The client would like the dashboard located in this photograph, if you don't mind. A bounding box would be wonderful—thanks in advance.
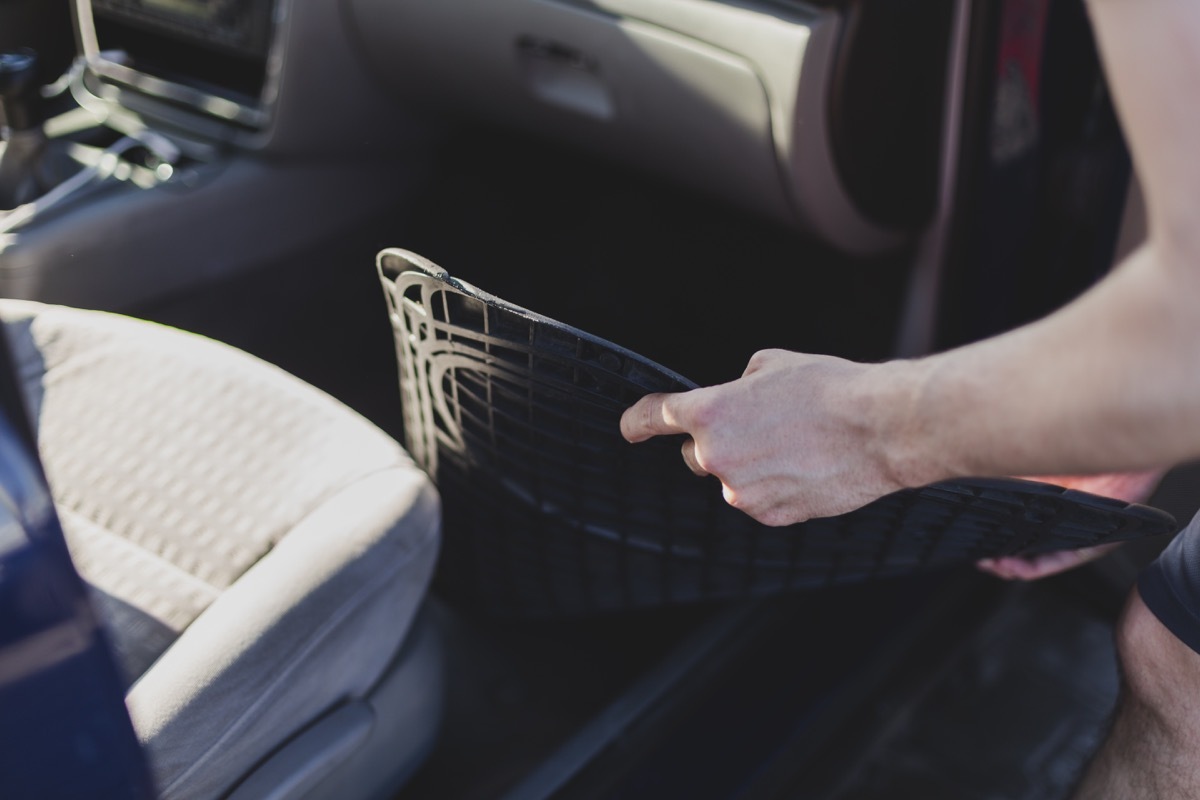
[90,0,274,58]
[70,0,961,255]
[76,0,279,130]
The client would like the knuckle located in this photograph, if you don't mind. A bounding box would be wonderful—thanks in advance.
[642,394,666,423]
[749,348,787,368]
[688,390,733,433]
[698,446,730,477]
[722,481,804,527]
[744,350,772,375]
[757,506,795,527]
[622,394,670,441]
[686,391,717,426]
[723,484,766,518]
[661,391,697,431]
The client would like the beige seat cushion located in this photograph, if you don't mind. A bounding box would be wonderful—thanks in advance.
[1,300,439,800]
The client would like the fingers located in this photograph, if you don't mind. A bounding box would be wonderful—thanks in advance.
[1025,469,1166,504]
[622,391,715,482]
[620,392,690,443]
[681,437,710,477]
[977,542,1121,581]
[622,394,712,478]
[977,554,1077,581]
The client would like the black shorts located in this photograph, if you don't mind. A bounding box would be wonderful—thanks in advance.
[1139,510,1200,654]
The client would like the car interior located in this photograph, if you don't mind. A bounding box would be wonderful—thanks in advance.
[2,1,1198,799]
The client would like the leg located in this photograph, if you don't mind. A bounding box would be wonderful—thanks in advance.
[1073,587,1200,799]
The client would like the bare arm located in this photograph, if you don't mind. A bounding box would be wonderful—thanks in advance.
[621,0,1200,525]
[892,0,1200,482]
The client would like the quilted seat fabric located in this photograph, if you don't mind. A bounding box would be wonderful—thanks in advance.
[0,300,440,800]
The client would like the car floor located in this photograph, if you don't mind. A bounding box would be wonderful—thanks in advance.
[817,580,1126,800]
[137,126,1196,800]
[808,464,1200,800]
[140,127,914,798]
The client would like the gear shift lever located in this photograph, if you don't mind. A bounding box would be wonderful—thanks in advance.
[0,50,46,210]
[0,50,41,133]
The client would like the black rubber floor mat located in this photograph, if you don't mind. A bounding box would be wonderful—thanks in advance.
[378,249,1177,616]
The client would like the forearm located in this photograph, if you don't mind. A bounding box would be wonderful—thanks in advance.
[875,0,1200,489]
[877,242,1200,487]
[1085,0,1200,258]
[621,0,1200,526]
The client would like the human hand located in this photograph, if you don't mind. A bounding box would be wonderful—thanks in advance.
[976,544,1123,581]
[976,468,1164,581]
[620,349,919,526]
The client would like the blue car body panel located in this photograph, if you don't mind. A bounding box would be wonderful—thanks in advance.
[0,335,154,800]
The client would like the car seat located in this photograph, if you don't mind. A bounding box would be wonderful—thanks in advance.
[0,299,442,800]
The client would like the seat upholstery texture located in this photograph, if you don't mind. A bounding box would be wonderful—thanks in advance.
[0,299,440,800]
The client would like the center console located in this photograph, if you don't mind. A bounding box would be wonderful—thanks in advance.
[0,0,432,311]
[76,0,282,131]
[91,0,275,58]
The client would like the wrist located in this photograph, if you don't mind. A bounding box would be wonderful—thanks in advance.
[856,358,958,490]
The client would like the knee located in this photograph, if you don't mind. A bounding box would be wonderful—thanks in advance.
[1115,587,1200,733]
